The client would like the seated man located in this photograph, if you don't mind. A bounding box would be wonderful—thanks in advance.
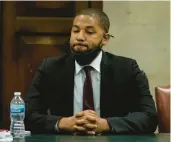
[24,8,157,135]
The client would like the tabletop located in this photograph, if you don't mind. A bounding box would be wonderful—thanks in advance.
[12,133,170,142]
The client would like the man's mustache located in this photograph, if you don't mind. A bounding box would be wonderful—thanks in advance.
[73,43,88,48]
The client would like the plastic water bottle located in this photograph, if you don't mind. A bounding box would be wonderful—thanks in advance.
[10,92,25,138]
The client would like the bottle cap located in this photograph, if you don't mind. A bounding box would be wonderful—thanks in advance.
[25,131,31,136]
[14,92,21,96]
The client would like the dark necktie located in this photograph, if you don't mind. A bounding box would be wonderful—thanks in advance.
[83,66,95,110]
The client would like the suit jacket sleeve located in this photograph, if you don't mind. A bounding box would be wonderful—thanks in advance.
[106,60,157,134]
[24,58,61,134]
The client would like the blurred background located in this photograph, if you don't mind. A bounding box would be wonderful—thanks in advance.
[0,1,170,130]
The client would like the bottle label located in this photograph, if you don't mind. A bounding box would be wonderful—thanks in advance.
[10,105,25,113]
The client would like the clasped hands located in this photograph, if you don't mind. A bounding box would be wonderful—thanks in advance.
[58,110,110,135]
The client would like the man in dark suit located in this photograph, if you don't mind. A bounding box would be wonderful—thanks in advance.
[25,8,157,135]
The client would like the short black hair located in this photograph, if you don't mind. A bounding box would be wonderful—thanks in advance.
[76,8,110,33]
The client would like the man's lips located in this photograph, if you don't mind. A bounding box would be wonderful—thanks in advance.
[74,43,88,47]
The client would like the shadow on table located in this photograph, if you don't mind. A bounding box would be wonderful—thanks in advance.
[22,133,170,142]
[55,134,166,142]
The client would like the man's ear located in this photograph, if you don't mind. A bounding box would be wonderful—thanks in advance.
[102,33,110,46]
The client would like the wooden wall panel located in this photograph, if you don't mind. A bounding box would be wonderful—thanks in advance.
[2,0,102,129]
[0,1,2,127]
[15,1,76,17]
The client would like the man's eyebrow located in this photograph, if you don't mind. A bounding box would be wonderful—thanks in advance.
[72,25,95,30]
[86,26,95,29]
[72,25,79,28]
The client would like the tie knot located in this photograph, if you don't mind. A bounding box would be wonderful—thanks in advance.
[83,66,92,75]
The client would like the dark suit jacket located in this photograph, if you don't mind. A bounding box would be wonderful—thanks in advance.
[24,51,157,134]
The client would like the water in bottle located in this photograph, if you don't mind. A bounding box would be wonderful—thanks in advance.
[10,92,25,138]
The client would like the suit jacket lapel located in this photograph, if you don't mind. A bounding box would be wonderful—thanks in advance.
[100,52,116,117]
[65,54,75,116]
[57,53,75,116]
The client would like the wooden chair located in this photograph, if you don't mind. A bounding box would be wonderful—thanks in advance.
[155,85,170,133]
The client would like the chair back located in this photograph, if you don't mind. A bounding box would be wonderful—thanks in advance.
[155,85,170,133]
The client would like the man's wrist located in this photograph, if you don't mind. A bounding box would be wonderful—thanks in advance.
[54,117,64,132]
[102,119,110,132]
[105,119,113,133]
[58,117,66,131]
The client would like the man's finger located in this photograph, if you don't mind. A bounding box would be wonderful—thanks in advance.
[86,115,96,123]
[89,110,96,114]
[84,123,97,129]
[86,110,96,114]
[86,130,95,135]
[75,111,84,118]
[73,125,86,132]
[75,119,85,125]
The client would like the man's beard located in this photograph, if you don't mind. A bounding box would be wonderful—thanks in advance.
[70,42,102,66]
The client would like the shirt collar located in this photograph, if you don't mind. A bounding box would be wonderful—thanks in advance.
[75,51,102,75]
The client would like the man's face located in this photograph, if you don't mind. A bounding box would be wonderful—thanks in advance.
[70,15,106,53]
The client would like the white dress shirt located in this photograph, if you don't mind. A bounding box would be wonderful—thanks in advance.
[74,51,102,117]
[55,51,102,131]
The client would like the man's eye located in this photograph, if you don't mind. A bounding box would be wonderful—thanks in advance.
[87,31,94,34]
[73,30,79,33]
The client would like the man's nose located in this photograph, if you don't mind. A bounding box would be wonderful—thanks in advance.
[76,31,85,41]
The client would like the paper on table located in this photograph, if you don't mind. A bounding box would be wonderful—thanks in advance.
[0,131,13,142]
[0,137,13,142]
[0,129,31,142]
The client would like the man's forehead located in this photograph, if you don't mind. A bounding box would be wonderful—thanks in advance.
[73,15,99,27]
[73,25,95,29]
